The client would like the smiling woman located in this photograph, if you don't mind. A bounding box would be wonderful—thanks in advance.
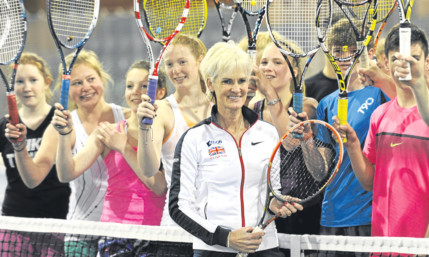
[168,42,303,257]
[4,50,128,256]
[51,59,168,256]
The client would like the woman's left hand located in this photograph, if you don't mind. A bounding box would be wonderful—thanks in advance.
[96,122,128,154]
[269,196,303,218]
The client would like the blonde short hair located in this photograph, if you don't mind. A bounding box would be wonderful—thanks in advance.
[200,42,252,102]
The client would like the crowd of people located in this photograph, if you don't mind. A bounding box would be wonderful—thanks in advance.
[1,19,428,257]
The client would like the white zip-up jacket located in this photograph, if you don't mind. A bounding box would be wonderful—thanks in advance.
[169,106,280,253]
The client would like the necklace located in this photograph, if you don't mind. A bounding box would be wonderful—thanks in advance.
[219,115,245,142]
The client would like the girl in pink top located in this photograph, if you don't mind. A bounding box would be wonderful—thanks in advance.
[53,60,168,224]
[52,60,169,254]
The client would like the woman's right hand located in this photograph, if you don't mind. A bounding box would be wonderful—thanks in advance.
[137,94,158,124]
[52,103,73,135]
[5,114,27,144]
[228,227,265,253]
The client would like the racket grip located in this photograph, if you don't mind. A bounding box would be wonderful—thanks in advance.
[399,23,412,81]
[292,92,303,139]
[338,98,348,143]
[141,75,158,125]
[7,93,19,125]
[60,75,71,110]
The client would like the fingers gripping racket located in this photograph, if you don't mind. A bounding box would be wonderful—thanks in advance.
[135,0,190,125]
[237,120,344,257]
[316,0,376,142]
[397,0,414,81]
[235,0,269,62]
[213,0,239,42]
[47,0,99,110]
[0,0,26,132]
[266,0,327,138]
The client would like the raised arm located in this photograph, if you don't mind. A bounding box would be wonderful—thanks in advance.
[5,119,59,189]
[332,116,375,191]
[52,104,104,182]
[137,94,168,178]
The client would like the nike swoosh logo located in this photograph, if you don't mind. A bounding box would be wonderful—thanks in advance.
[251,141,263,146]
[390,142,403,147]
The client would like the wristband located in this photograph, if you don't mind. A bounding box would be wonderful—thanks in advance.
[226,232,231,248]
[266,98,281,106]
[59,128,73,136]
[13,140,27,152]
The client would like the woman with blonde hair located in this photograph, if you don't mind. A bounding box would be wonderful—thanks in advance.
[169,41,302,256]
[1,52,70,256]
[5,49,129,256]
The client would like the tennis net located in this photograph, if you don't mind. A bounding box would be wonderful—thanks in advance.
[0,215,428,256]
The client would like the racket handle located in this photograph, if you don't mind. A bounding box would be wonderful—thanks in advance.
[142,75,158,125]
[60,75,71,110]
[399,23,412,81]
[7,93,21,143]
[338,98,348,143]
[292,92,303,139]
[7,93,19,125]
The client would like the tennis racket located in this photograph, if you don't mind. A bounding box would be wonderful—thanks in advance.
[265,0,328,138]
[236,119,344,257]
[0,0,26,141]
[235,0,270,62]
[373,0,397,56]
[338,0,377,86]
[46,0,99,110]
[213,0,239,42]
[135,0,190,125]
[397,0,414,81]
[316,0,376,142]
[144,0,207,39]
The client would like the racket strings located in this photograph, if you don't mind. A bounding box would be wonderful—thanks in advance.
[268,0,322,56]
[0,0,25,64]
[270,124,339,204]
[239,0,265,14]
[327,3,364,60]
[50,0,95,48]
[143,0,187,40]
[180,0,207,37]
[376,0,396,22]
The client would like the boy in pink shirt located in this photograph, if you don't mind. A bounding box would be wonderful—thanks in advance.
[333,23,429,240]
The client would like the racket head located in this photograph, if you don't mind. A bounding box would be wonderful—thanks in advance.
[236,0,265,15]
[0,0,26,66]
[213,0,239,42]
[267,119,344,207]
[46,0,99,49]
[373,1,397,53]
[180,0,207,37]
[327,1,374,62]
[142,0,191,43]
[375,0,397,22]
[266,0,322,59]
